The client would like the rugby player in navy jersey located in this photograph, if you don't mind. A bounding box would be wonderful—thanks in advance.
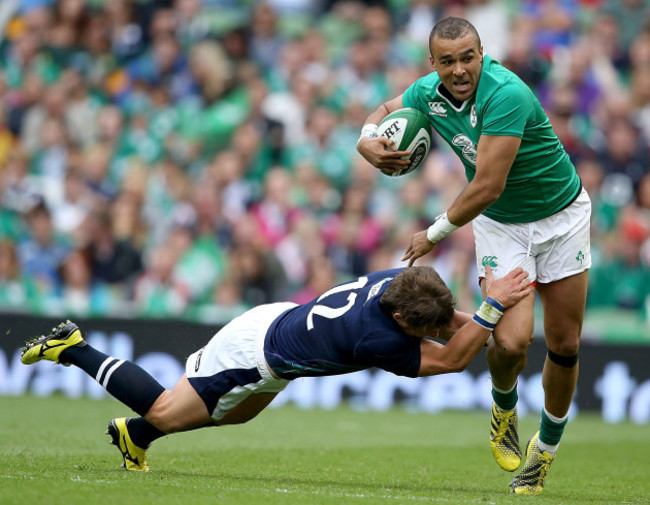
[21,265,530,472]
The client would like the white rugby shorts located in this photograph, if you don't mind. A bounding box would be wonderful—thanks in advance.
[186,302,296,421]
[473,187,591,283]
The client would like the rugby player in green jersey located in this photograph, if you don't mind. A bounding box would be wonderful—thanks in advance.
[357,17,591,496]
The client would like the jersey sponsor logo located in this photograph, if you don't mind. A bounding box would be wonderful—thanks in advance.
[470,104,477,127]
[382,120,401,140]
[365,277,393,305]
[428,101,447,117]
[481,255,498,269]
[452,134,477,165]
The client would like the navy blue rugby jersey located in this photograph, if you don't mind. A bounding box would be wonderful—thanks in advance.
[264,269,421,379]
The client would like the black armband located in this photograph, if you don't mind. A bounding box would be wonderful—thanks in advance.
[547,349,578,368]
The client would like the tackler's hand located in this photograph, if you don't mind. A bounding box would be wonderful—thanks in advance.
[484,266,533,309]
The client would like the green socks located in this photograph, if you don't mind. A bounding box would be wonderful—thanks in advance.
[492,382,518,411]
[539,408,568,454]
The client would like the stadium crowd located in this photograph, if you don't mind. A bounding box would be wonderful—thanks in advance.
[1,0,649,327]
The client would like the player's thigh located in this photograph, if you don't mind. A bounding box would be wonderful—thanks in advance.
[146,373,212,433]
[536,270,589,354]
[482,281,535,355]
[473,215,537,281]
[475,215,536,353]
[215,393,279,426]
[535,187,591,284]
[186,303,292,423]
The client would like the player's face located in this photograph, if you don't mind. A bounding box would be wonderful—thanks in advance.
[430,33,484,102]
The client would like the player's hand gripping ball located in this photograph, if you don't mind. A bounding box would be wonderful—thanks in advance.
[377,108,431,176]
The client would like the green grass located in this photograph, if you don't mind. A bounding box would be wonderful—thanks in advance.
[1,396,648,505]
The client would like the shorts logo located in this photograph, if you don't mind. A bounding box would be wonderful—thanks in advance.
[194,347,204,372]
[428,101,447,117]
[481,255,498,269]
[576,250,585,266]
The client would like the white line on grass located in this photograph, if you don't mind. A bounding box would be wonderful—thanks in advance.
[273,486,496,503]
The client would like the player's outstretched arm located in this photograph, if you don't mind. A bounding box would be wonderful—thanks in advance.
[418,266,531,376]
[446,135,521,226]
[401,213,458,267]
[401,135,522,267]
[437,310,472,341]
[356,95,411,172]
[401,229,437,267]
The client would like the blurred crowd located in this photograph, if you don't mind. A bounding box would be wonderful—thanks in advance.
[1,0,650,325]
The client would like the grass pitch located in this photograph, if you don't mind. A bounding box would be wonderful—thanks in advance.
[1,395,648,505]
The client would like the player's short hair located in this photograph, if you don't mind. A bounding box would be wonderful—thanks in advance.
[429,17,481,49]
[380,267,455,330]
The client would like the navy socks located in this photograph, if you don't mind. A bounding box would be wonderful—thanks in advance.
[60,345,165,417]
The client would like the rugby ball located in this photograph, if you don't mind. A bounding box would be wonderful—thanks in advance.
[377,107,431,177]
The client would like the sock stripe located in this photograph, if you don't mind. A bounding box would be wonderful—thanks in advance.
[102,359,125,388]
[96,357,117,383]
[543,407,568,424]
[492,381,517,394]
[68,345,165,417]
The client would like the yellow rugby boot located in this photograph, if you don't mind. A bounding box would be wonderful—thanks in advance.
[21,320,86,366]
[489,402,522,471]
[510,431,555,495]
[106,418,150,472]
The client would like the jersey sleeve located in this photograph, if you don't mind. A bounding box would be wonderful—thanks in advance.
[402,81,419,107]
[481,82,533,138]
[402,77,425,110]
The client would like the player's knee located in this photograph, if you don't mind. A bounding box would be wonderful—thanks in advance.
[547,339,580,363]
[492,333,531,361]
[545,327,580,354]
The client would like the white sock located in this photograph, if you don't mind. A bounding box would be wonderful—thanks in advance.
[537,439,559,455]
[543,407,568,424]
[492,382,517,394]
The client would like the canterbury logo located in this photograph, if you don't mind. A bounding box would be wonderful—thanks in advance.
[481,256,498,268]
[428,101,447,117]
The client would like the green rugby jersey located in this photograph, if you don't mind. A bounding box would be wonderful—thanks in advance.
[403,55,580,223]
